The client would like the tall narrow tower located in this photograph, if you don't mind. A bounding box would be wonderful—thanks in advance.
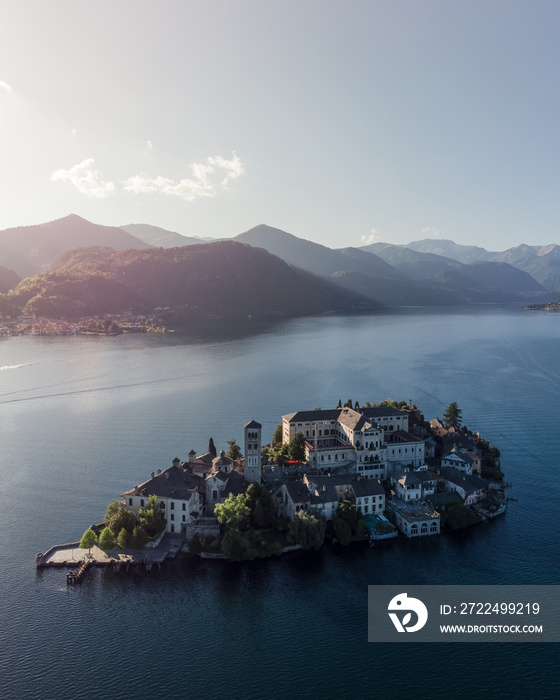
[244,420,262,484]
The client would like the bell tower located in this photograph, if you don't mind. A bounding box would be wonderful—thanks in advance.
[243,420,262,484]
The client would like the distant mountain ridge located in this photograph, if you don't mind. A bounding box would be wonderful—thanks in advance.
[1,214,557,322]
[365,239,558,294]
[3,241,368,321]
[120,223,215,248]
[0,266,21,294]
[234,225,458,306]
[0,214,150,277]
[233,225,547,305]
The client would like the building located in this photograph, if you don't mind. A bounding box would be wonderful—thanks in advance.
[441,447,474,475]
[244,420,262,484]
[440,467,488,506]
[358,406,410,434]
[273,473,386,521]
[386,498,441,538]
[121,461,202,535]
[282,407,387,479]
[386,430,426,470]
[204,450,246,514]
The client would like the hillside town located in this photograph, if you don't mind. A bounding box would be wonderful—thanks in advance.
[119,401,506,555]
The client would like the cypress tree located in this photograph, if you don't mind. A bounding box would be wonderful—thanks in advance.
[208,437,217,457]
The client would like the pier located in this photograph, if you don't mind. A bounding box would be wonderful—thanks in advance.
[36,533,185,582]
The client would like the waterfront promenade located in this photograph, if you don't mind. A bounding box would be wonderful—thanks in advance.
[36,534,185,570]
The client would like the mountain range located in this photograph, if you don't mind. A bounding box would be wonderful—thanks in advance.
[6,241,367,322]
[0,214,557,322]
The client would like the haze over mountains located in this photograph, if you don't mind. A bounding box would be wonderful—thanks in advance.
[7,242,365,322]
[0,214,558,322]
[120,223,213,249]
[0,214,150,278]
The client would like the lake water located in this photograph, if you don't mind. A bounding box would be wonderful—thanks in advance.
[0,305,558,699]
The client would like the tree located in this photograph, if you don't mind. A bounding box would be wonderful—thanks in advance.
[130,525,150,549]
[442,503,482,529]
[271,424,283,446]
[245,482,262,512]
[334,517,352,546]
[289,509,326,550]
[337,499,360,533]
[271,442,290,465]
[226,438,242,461]
[443,402,463,430]
[80,528,97,555]
[139,494,166,537]
[107,506,137,535]
[117,527,131,549]
[215,493,250,530]
[103,499,122,526]
[220,527,244,560]
[337,399,342,408]
[289,432,306,463]
[333,500,367,544]
[208,437,217,457]
[99,526,116,551]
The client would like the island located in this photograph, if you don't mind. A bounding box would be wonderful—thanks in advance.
[36,399,507,577]
[523,301,560,312]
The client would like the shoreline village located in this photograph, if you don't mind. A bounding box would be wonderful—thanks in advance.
[37,400,508,577]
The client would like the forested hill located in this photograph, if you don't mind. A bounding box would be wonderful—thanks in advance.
[2,241,369,321]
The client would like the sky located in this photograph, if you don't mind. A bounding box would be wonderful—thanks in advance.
[1,0,559,250]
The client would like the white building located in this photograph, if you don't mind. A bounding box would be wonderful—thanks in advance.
[440,467,488,506]
[282,407,387,479]
[121,460,202,535]
[386,499,441,538]
[441,448,474,475]
[386,430,426,469]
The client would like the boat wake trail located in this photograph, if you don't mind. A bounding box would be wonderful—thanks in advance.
[0,363,32,371]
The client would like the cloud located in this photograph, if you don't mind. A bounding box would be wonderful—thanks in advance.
[51,158,115,198]
[123,173,215,200]
[0,81,13,93]
[360,228,379,245]
[421,226,441,237]
[123,151,245,201]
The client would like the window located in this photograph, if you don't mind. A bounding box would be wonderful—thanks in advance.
[160,502,165,509]
[212,490,218,500]
[421,523,428,534]
[182,515,186,522]
[431,522,437,532]
[182,503,186,511]
[170,514,174,521]
[171,502,175,510]
[128,498,133,506]
[140,499,144,507]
